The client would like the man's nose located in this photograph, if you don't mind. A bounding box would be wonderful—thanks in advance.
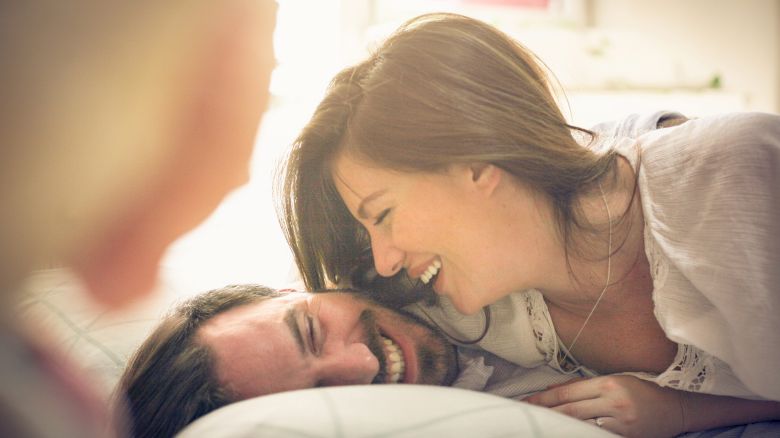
[318,342,380,386]
[371,234,404,277]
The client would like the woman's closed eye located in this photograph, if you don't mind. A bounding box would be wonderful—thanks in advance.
[373,209,391,226]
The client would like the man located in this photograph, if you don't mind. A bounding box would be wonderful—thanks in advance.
[117,284,573,438]
[1,2,276,437]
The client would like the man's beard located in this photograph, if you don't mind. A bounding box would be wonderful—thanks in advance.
[358,308,458,387]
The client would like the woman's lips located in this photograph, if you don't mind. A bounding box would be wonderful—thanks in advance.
[431,266,444,295]
[419,259,441,285]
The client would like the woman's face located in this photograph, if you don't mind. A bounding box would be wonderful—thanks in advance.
[332,152,555,315]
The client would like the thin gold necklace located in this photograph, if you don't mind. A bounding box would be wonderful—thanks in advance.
[565,182,613,357]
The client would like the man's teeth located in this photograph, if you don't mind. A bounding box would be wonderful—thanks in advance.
[420,259,441,284]
[382,336,405,383]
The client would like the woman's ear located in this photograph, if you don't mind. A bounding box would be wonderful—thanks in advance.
[468,162,502,196]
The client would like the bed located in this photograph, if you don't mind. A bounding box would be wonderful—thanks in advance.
[17,269,778,437]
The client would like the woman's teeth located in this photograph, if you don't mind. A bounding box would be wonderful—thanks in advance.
[420,259,441,284]
[382,336,406,383]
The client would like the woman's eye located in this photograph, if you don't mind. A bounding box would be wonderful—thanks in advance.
[373,209,390,226]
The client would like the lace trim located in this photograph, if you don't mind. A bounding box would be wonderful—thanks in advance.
[523,293,543,341]
[522,290,555,360]
[654,343,712,393]
[522,290,589,375]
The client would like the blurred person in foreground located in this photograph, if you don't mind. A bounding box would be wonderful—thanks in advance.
[0,1,277,437]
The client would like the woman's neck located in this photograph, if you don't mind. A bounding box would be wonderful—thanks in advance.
[540,156,645,317]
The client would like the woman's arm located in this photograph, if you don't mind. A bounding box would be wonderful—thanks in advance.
[679,389,780,433]
[525,374,780,438]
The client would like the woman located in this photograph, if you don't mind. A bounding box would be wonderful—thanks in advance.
[277,12,780,437]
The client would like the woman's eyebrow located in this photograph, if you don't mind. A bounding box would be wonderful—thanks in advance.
[284,306,306,355]
[357,190,387,219]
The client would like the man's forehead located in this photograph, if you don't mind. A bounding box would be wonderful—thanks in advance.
[274,290,309,303]
[200,291,313,399]
[199,292,308,338]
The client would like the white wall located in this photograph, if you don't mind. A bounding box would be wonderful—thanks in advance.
[591,0,780,113]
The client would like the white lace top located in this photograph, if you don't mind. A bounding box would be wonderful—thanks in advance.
[409,111,780,401]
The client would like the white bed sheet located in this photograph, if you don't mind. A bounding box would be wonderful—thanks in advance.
[177,385,617,438]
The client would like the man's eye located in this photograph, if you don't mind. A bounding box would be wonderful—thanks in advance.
[373,209,390,226]
[306,314,320,356]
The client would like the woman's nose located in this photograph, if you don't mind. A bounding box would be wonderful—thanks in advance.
[318,342,380,386]
[371,234,404,277]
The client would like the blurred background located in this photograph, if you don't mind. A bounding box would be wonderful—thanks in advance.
[157,0,779,299]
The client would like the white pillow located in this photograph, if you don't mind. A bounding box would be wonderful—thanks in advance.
[178,385,616,438]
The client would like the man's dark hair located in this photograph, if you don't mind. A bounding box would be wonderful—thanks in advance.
[114,284,282,438]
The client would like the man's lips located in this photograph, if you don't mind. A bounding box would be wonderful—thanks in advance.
[371,329,417,384]
[379,335,405,383]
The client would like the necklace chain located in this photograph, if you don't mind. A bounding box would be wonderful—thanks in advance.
[565,182,613,357]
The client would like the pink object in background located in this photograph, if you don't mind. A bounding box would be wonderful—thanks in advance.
[463,0,548,8]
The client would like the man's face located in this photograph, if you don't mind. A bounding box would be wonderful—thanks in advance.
[197,291,458,400]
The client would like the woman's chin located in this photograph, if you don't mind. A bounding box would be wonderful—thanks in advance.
[434,277,486,315]
[447,293,485,316]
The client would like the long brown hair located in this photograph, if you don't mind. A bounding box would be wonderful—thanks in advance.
[277,13,620,298]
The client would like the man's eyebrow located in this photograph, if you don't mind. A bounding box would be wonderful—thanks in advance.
[284,306,305,355]
[357,190,387,220]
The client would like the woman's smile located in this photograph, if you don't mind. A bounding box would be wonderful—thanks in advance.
[332,150,547,315]
[410,257,441,285]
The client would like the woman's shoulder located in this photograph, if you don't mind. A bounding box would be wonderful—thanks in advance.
[632,112,779,289]
[707,111,780,133]
[688,111,778,152]
[586,110,779,161]
[636,112,780,302]
[638,111,780,165]
[589,110,685,140]
[636,113,780,401]
[613,112,779,197]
